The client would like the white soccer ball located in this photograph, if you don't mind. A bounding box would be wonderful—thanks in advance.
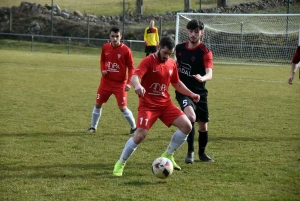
[151,157,173,179]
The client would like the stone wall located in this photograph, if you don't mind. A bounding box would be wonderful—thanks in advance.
[0,0,299,40]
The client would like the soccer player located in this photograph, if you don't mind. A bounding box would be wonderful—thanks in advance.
[288,45,300,84]
[113,36,200,176]
[175,19,214,163]
[144,20,159,57]
[85,27,136,135]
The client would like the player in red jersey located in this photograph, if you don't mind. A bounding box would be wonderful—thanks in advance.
[113,36,200,176]
[288,46,300,84]
[175,19,214,163]
[86,27,136,134]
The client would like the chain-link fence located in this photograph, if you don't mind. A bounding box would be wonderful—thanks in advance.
[0,32,145,54]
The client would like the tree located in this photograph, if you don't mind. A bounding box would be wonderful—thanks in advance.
[217,0,228,7]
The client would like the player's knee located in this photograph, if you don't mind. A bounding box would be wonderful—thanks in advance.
[185,114,196,122]
[181,121,192,134]
[133,129,147,144]
[95,103,102,109]
[119,106,127,112]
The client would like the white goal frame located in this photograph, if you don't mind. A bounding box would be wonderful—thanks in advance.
[175,13,300,65]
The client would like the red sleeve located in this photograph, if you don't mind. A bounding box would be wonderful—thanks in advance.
[292,46,300,64]
[203,51,213,69]
[100,44,106,71]
[126,49,135,86]
[134,57,150,78]
[170,60,180,83]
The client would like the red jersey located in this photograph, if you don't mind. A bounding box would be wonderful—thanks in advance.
[134,54,180,110]
[100,42,134,87]
[292,46,300,64]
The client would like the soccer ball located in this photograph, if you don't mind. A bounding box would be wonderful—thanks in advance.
[151,157,173,179]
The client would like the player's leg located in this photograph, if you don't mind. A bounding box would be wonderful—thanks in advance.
[183,106,196,163]
[151,46,157,53]
[175,92,196,163]
[115,90,136,135]
[160,104,192,170]
[86,86,111,133]
[145,46,150,57]
[113,110,158,176]
[197,96,214,162]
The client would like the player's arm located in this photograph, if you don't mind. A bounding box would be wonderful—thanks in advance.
[155,28,159,46]
[193,68,212,82]
[288,47,300,84]
[192,51,213,82]
[144,28,148,46]
[288,63,299,84]
[172,81,200,103]
[125,51,135,90]
[131,74,146,97]
[100,47,108,76]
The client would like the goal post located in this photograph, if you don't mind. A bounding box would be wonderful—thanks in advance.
[175,13,300,65]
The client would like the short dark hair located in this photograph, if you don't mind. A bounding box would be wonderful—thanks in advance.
[159,36,175,50]
[110,27,120,34]
[186,19,204,30]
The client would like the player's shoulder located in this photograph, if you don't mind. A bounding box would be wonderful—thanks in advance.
[198,43,211,54]
[176,42,186,48]
[120,43,132,52]
[175,42,187,51]
[102,42,110,48]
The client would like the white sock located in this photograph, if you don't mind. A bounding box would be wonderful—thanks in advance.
[123,108,136,129]
[119,137,138,164]
[166,129,188,155]
[91,106,102,129]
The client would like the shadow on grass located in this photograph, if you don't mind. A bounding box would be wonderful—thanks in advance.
[0,161,158,180]
[0,130,132,137]
[124,180,167,185]
[0,162,118,180]
[1,131,299,143]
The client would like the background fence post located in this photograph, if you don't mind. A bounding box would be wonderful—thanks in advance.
[122,0,125,41]
[51,0,53,36]
[240,22,243,58]
[159,17,162,39]
[87,15,90,45]
[68,38,70,54]
[10,7,12,32]
[31,35,34,52]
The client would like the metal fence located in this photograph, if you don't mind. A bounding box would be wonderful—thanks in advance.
[0,33,145,54]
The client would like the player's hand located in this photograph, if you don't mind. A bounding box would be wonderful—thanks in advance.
[125,84,131,91]
[134,85,146,97]
[192,74,204,82]
[288,76,294,85]
[191,93,200,103]
[145,42,148,46]
[101,70,108,76]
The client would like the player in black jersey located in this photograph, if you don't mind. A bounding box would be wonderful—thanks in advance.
[175,19,214,163]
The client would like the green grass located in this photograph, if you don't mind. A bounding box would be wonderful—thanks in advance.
[2,0,300,16]
[0,43,300,200]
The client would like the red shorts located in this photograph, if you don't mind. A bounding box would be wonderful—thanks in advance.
[96,81,127,106]
[137,103,184,130]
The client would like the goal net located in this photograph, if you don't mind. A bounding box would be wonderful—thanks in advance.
[175,13,300,65]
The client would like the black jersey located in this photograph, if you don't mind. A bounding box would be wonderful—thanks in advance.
[175,41,213,95]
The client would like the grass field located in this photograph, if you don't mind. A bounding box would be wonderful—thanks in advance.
[0,0,246,15]
[0,43,299,200]
[2,0,300,16]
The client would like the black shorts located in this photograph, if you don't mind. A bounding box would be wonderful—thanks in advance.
[175,91,209,122]
[145,46,157,53]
